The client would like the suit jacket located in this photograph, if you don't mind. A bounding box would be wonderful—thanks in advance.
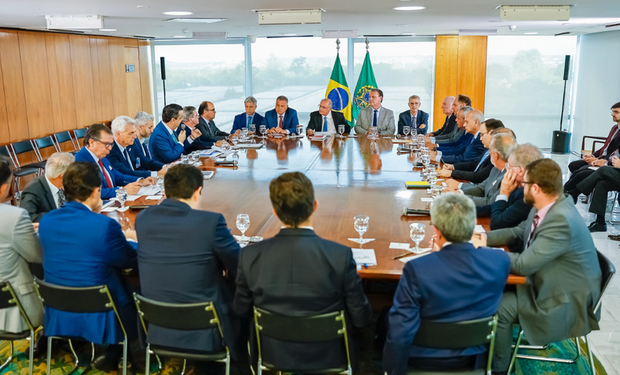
[231,112,264,133]
[486,195,602,345]
[234,228,372,371]
[462,167,505,207]
[397,110,429,135]
[432,114,456,137]
[74,147,140,199]
[593,125,620,158]
[262,108,299,131]
[175,124,213,154]
[149,121,185,164]
[20,175,58,222]
[136,138,154,160]
[306,110,350,134]
[476,187,532,231]
[39,201,138,344]
[440,133,486,164]
[436,128,465,145]
[108,140,164,179]
[451,151,493,184]
[0,204,44,333]
[136,199,245,359]
[197,116,229,142]
[383,243,510,375]
[437,131,472,152]
[355,106,395,135]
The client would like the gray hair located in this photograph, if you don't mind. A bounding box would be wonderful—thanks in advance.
[459,106,473,117]
[45,152,74,179]
[244,96,257,105]
[508,143,543,168]
[470,110,485,124]
[320,98,332,108]
[111,116,135,135]
[430,193,476,243]
[182,106,196,122]
[134,111,155,127]
[408,95,421,102]
[490,133,517,162]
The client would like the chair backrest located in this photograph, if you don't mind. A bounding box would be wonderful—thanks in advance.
[73,128,88,149]
[413,315,496,349]
[34,278,114,314]
[54,131,77,151]
[595,250,616,313]
[33,136,60,161]
[0,281,35,331]
[11,140,35,156]
[133,293,221,332]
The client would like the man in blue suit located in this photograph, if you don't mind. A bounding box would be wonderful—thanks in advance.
[149,103,187,164]
[397,95,429,135]
[262,95,299,135]
[176,106,216,154]
[74,124,143,199]
[136,164,246,368]
[431,109,486,164]
[383,193,510,375]
[231,96,264,134]
[108,116,166,179]
[39,162,141,371]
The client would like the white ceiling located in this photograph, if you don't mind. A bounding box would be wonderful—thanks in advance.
[1,0,619,39]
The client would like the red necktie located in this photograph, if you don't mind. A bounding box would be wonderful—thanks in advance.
[98,160,113,188]
[526,214,540,249]
[599,125,618,157]
[279,115,283,128]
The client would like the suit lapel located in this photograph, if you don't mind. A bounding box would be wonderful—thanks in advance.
[39,177,57,209]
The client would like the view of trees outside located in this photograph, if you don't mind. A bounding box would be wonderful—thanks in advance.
[485,36,577,148]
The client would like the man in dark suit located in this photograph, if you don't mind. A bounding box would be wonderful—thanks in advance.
[306,98,350,135]
[196,101,229,142]
[383,193,510,375]
[479,159,602,374]
[74,124,143,199]
[20,152,74,222]
[176,106,215,154]
[234,172,371,372]
[427,95,455,137]
[231,96,264,134]
[430,94,471,144]
[108,116,166,179]
[136,164,246,365]
[133,111,156,160]
[431,109,486,164]
[262,95,300,135]
[39,162,141,371]
[397,95,429,135]
[149,104,187,164]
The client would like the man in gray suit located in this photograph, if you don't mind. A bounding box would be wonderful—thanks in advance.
[354,88,395,135]
[0,156,44,334]
[473,159,601,374]
[197,101,229,142]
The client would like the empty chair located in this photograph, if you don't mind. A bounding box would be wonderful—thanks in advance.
[53,131,78,153]
[32,135,60,162]
[0,145,39,198]
[10,140,46,172]
[73,128,88,150]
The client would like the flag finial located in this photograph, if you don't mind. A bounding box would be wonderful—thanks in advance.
[365,37,369,51]
[336,38,340,53]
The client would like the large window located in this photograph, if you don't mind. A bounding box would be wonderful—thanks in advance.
[252,37,348,126]
[154,44,246,132]
[485,36,577,148]
[354,40,435,126]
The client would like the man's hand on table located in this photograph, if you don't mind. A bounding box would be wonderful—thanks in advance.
[499,169,518,197]
[141,177,157,186]
[307,129,315,136]
[444,179,460,191]
[437,169,452,178]
[442,163,454,170]
[124,182,141,195]
[157,165,168,177]
[471,232,487,248]
[124,229,137,242]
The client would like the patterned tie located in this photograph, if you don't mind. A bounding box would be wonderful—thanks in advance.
[57,189,65,208]
[323,116,328,132]
[526,214,540,249]
[97,160,113,188]
[279,115,283,128]
[124,148,134,170]
[373,110,378,127]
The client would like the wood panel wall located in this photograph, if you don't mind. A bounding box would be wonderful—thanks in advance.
[0,29,152,146]
[433,35,488,130]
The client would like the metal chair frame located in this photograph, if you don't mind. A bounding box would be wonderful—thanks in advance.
[53,131,78,152]
[1,144,40,200]
[32,135,61,162]
[0,281,37,375]
[73,128,88,150]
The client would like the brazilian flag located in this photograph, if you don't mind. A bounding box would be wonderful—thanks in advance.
[352,51,378,124]
[325,54,352,126]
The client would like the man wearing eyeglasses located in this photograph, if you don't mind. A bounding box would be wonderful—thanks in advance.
[74,124,144,199]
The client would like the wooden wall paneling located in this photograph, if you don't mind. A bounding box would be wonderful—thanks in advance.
[50,34,78,132]
[0,44,10,145]
[0,30,29,142]
[94,38,115,123]
[433,35,459,131]
[456,36,488,113]
[89,37,103,122]
[44,34,65,134]
[109,38,129,117]
[18,31,55,140]
[124,47,143,117]
[138,40,153,115]
[69,35,97,127]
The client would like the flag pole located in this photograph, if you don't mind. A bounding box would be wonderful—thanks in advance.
[336,38,340,54]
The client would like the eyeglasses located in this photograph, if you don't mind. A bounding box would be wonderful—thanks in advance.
[94,139,113,149]
[206,108,216,112]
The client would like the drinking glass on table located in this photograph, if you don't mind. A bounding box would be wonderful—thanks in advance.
[249,124,256,136]
[296,125,304,136]
[338,124,345,138]
[411,128,418,138]
[231,134,239,145]
[417,134,425,144]
[403,126,411,139]
[259,125,267,138]
[353,215,369,243]
[191,152,200,166]
[116,187,128,209]
[369,127,378,138]
[236,214,250,240]
[241,128,248,140]
[410,223,426,254]
[181,154,189,164]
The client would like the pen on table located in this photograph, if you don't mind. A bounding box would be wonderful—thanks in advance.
[363,263,368,269]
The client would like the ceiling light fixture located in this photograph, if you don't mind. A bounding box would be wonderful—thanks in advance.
[394,6,426,11]
[163,11,194,16]
[99,28,117,31]
[172,35,188,38]
[165,18,226,23]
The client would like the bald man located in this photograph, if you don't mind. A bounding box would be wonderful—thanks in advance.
[307,99,350,135]
[431,109,486,164]
[197,101,229,142]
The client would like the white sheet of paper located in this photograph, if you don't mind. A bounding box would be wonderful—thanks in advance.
[351,249,377,266]
[137,186,161,196]
[101,206,117,213]
[145,195,162,200]
[237,143,263,149]
[421,197,433,202]
[588,166,600,171]
[475,225,486,233]
[126,195,140,201]
[390,242,412,250]
[399,252,432,263]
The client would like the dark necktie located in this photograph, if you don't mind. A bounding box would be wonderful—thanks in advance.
[97,160,113,188]
[526,214,540,249]
[323,116,328,132]
[373,110,378,127]
[279,115,283,128]
[141,141,150,158]
[124,148,134,170]
[57,189,65,208]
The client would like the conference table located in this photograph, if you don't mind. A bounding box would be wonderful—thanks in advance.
[107,134,525,285]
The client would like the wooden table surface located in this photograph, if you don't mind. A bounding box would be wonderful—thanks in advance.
[110,134,525,285]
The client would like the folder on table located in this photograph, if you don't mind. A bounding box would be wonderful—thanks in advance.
[405,181,430,189]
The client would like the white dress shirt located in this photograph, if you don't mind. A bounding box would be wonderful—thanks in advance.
[44,175,61,209]
[321,112,336,133]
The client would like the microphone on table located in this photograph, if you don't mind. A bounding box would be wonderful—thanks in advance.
[214,160,238,166]
[402,208,430,216]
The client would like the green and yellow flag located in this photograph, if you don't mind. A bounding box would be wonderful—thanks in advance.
[352,51,378,124]
[325,54,352,126]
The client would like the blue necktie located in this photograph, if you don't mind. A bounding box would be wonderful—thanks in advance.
[323,116,327,132]
[373,110,378,127]
[474,150,490,172]
[247,115,252,127]
[171,131,178,143]
[124,149,134,170]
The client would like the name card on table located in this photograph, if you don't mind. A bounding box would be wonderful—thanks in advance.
[352,249,377,266]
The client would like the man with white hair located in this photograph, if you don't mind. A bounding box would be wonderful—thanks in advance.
[134,112,156,159]
[307,98,350,135]
[108,115,165,179]
[431,109,486,164]
[20,152,74,222]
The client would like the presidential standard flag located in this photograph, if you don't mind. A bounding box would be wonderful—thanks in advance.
[325,54,352,126]
[352,51,378,124]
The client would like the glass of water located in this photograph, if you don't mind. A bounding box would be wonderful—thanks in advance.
[411,128,418,138]
[296,125,304,136]
[191,152,200,165]
[353,215,369,243]
[116,187,128,209]
[259,125,267,138]
[410,223,426,253]
[236,214,250,240]
[250,124,256,135]
[338,124,345,138]
[241,128,248,140]
[403,126,411,139]
[231,134,239,145]
[181,154,189,164]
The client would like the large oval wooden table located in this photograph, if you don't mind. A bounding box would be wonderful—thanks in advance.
[109,134,525,285]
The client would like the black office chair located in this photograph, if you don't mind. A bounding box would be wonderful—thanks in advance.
[133,293,231,375]
[253,307,352,375]
[73,128,88,150]
[0,145,39,199]
[406,316,498,375]
[53,131,78,153]
[32,135,60,163]
[508,250,616,375]
[0,281,38,375]
[34,278,129,375]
